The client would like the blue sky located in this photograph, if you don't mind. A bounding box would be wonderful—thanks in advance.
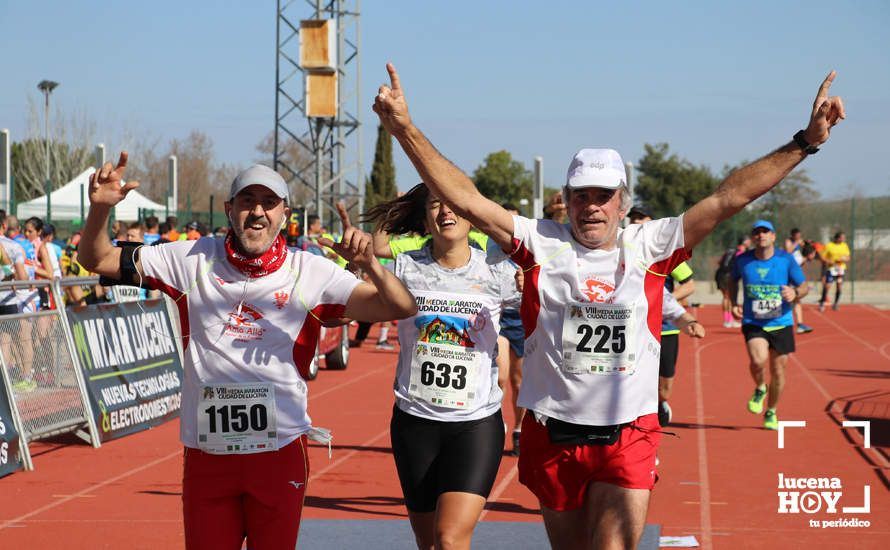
[2,1,889,201]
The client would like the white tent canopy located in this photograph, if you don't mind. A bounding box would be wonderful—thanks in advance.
[16,167,167,222]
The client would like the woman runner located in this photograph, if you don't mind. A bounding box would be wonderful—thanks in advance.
[364,183,520,550]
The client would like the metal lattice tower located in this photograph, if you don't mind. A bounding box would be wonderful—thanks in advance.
[274,0,362,231]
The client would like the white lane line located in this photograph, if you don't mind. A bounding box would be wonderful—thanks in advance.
[789,353,890,469]
[692,335,713,550]
[479,464,519,521]
[308,362,393,402]
[813,307,886,356]
[0,449,182,531]
[309,428,390,482]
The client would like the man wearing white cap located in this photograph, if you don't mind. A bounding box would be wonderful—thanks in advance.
[373,62,844,549]
[78,154,416,549]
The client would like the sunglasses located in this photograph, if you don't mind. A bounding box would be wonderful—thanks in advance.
[751,227,772,236]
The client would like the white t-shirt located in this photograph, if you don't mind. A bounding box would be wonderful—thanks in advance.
[139,237,361,450]
[511,215,688,426]
[0,236,37,311]
[662,292,686,323]
[393,245,518,421]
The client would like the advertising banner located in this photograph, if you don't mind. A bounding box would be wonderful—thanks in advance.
[0,374,23,478]
[67,299,183,442]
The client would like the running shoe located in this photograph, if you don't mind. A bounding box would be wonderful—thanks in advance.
[13,379,37,393]
[747,386,767,414]
[348,339,363,348]
[511,431,521,457]
[730,320,742,328]
[832,302,839,311]
[796,323,814,334]
[818,302,826,312]
[763,410,779,430]
[375,340,395,351]
[722,320,733,328]
[658,401,672,427]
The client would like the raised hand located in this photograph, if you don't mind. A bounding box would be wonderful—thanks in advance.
[372,63,412,136]
[88,152,139,207]
[318,201,375,269]
[804,71,845,146]
[318,228,374,269]
[335,201,352,230]
[545,191,567,222]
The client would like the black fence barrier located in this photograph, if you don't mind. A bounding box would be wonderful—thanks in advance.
[0,374,24,478]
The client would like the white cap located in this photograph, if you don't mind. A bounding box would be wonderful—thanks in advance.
[565,148,626,190]
[229,164,288,201]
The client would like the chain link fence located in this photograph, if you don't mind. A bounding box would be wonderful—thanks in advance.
[686,196,890,302]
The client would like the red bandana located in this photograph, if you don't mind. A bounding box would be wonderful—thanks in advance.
[224,233,288,278]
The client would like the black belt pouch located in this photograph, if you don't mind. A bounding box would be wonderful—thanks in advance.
[546,417,624,446]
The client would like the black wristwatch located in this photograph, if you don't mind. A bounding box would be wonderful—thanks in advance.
[793,130,819,155]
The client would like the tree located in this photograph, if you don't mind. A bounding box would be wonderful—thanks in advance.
[635,143,720,217]
[472,150,533,208]
[126,130,231,219]
[10,98,95,201]
[751,168,821,220]
[11,140,92,201]
[364,124,397,216]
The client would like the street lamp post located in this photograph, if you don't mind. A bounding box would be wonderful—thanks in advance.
[37,80,58,222]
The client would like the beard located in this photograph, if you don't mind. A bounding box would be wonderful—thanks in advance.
[230,214,281,256]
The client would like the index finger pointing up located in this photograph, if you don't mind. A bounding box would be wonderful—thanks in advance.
[814,70,836,107]
[115,151,129,172]
[336,201,352,229]
[386,62,401,91]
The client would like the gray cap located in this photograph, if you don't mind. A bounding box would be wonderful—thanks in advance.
[229,164,288,201]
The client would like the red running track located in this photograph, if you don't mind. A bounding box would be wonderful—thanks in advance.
[1,304,888,549]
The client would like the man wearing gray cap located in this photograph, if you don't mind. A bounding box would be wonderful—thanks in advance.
[78,154,416,549]
[373,62,844,549]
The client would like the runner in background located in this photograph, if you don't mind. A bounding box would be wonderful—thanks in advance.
[542,191,568,224]
[105,223,147,303]
[730,220,808,430]
[783,228,814,333]
[0,212,36,393]
[819,230,850,311]
[79,155,416,550]
[143,215,161,245]
[627,206,695,427]
[373,62,843,549]
[715,236,750,328]
[164,216,181,241]
[363,183,519,550]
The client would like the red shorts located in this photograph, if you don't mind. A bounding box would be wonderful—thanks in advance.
[518,413,660,511]
[182,436,309,550]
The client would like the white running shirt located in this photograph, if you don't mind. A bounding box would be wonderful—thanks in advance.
[0,236,35,311]
[511,215,688,426]
[140,237,361,450]
[393,245,519,421]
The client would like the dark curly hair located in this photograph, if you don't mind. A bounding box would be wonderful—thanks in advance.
[361,183,430,235]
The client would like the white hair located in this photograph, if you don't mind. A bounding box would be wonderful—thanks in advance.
[562,184,632,212]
